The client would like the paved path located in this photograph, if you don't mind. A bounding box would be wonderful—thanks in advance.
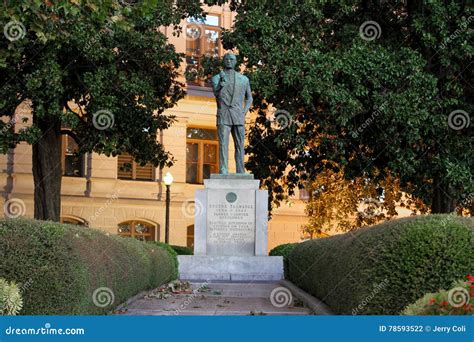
[117,281,311,316]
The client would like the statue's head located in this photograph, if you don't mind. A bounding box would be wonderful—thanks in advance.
[223,53,237,70]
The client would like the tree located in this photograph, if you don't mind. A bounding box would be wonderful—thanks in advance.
[208,0,473,214]
[302,163,429,237]
[0,0,203,220]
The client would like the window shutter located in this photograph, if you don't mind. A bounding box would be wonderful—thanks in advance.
[118,153,154,181]
[135,163,153,180]
[118,154,133,179]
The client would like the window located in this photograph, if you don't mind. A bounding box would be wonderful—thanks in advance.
[185,15,221,85]
[117,153,154,181]
[299,188,310,201]
[60,216,88,226]
[61,133,84,177]
[187,225,194,248]
[118,220,157,241]
[186,128,218,184]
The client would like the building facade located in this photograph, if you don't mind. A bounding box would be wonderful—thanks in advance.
[0,5,309,251]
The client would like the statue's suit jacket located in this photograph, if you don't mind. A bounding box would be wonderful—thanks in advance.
[211,71,252,126]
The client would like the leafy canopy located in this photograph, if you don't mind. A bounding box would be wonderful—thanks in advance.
[0,0,204,167]
[206,0,473,213]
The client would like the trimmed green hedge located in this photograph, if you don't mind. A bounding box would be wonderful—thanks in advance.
[288,215,474,315]
[0,218,177,315]
[269,243,297,279]
[148,241,179,278]
[170,245,193,255]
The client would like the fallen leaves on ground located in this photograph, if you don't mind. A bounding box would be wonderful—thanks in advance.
[143,280,194,300]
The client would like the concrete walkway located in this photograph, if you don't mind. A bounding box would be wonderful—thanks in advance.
[116,281,311,316]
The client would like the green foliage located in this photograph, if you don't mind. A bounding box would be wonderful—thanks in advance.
[0,278,23,315]
[0,0,204,162]
[269,243,297,257]
[402,278,473,315]
[0,1,206,220]
[148,241,179,279]
[269,243,297,279]
[0,218,177,315]
[170,245,194,255]
[208,0,473,213]
[288,215,474,314]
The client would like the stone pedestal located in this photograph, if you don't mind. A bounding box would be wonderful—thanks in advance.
[178,174,283,281]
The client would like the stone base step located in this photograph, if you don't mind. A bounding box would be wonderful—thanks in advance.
[120,282,311,316]
[178,255,283,281]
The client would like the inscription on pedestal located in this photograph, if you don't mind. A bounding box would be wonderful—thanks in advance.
[207,189,256,256]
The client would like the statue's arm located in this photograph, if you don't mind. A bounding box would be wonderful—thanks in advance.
[243,80,253,115]
[211,74,221,108]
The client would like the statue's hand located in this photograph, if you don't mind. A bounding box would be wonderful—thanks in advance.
[219,71,227,84]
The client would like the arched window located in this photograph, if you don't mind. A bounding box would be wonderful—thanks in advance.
[118,220,158,241]
[61,133,84,177]
[187,225,194,248]
[60,216,88,226]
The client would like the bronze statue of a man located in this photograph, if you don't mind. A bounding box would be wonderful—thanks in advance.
[211,53,253,174]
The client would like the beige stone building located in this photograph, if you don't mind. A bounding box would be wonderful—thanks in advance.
[0,5,309,251]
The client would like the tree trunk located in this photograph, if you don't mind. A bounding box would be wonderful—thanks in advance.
[32,114,62,221]
[430,176,456,214]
